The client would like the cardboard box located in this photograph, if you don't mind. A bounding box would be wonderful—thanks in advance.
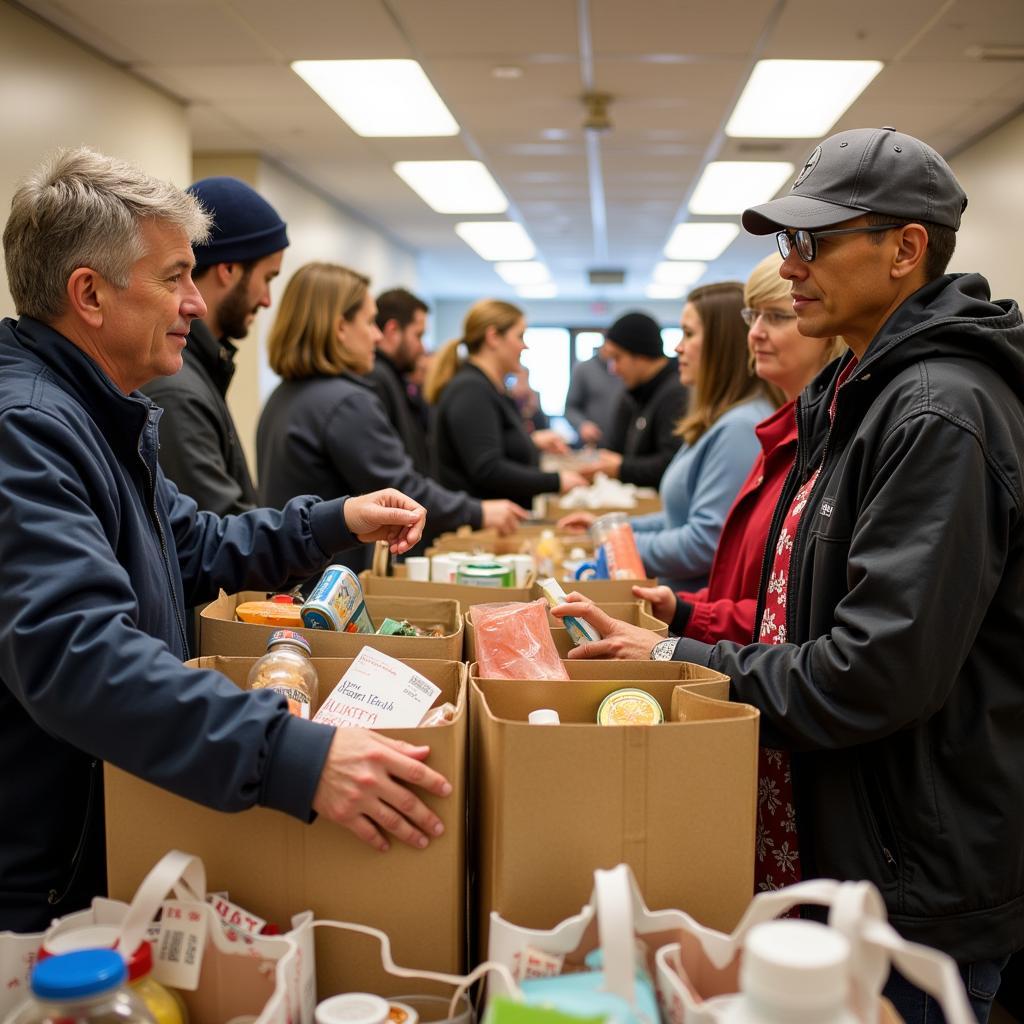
[200,591,463,660]
[105,657,467,999]
[537,494,663,519]
[360,573,659,613]
[464,601,668,661]
[468,662,757,958]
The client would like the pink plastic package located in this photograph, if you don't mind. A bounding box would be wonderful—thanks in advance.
[473,599,570,680]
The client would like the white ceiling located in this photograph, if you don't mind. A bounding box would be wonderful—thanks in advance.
[15,0,1024,300]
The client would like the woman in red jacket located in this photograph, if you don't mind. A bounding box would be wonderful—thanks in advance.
[636,252,844,643]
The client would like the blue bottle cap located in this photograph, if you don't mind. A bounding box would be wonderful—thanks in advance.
[32,948,127,1000]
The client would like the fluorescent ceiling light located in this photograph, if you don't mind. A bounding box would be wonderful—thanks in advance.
[726,60,883,138]
[653,261,706,287]
[394,161,509,214]
[495,262,550,286]
[688,162,794,215]
[455,222,535,261]
[292,59,458,137]
[664,222,741,261]
[646,284,686,300]
[518,283,559,299]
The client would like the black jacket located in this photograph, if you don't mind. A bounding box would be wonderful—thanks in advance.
[674,274,1024,962]
[257,371,482,573]
[432,363,560,505]
[366,352,432,476]
[607,359,687,487]
[142,319,258,515]
[0,317,353,931]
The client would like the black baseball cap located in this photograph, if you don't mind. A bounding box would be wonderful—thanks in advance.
[742,127,968,235]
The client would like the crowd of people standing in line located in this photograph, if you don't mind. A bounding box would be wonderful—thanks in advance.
[2,124,1023,1024]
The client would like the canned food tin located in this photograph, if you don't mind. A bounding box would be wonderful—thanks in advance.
[597,688,664,726]
[455,561,515,587]
[301,564,376,633]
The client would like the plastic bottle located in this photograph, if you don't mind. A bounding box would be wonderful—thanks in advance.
[722,919,858,1024]
[5,948,155,1023]
[38,929,185,1024]
[246,628,319,719]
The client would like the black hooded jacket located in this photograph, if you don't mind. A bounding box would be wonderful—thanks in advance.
[673,274,1024,962]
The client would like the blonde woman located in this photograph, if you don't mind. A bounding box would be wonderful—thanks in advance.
[427,300,587,504]
[257,264,525,572]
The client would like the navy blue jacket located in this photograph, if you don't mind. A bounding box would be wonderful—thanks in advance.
[673,275,1024,962]
[0,316,356,932]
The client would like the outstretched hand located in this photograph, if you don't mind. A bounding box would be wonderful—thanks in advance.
[344,489,427,554]
[550,592,665,661]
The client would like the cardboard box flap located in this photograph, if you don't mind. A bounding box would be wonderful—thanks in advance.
[190,655,466,732]
[199,591,463,661]
[672,684,757,722]
[469,674,749,727]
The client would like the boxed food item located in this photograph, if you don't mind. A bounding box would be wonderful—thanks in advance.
[468,661,757,958]
[105,657,468,1000]
[200,591,463,660]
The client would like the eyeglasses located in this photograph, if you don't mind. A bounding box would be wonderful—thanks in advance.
[741,308,798,328]
[776,223,904,263]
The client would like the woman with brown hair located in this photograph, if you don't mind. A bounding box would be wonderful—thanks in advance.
[428,299,587,505]
[562,281,780,590]
[257,263,525,572]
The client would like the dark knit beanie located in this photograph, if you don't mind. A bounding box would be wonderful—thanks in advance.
[605,311,664,358]
[188,177,289,269]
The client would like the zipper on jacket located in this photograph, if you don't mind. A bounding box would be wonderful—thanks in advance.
[138,418,190,656]
[859,760,901,874]
[48,759,99,906]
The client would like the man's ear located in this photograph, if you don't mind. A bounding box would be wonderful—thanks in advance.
[214,262,240,287]
[65,267,105,329]
[891,223,929,281]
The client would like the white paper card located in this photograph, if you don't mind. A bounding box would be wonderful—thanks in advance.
[207,893,267,936]
[313,647,441,729]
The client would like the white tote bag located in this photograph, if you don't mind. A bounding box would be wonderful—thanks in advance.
[486,863,974,1024]
[1,850,311,1024]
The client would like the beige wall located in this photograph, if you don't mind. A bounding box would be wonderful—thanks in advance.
[193,154,421,482]
[0,2,191,316]
[947,111,1024,301]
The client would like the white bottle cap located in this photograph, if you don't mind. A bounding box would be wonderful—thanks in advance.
[528,709,561,725]
[740,920,851,1012]
[316,993,390,1024]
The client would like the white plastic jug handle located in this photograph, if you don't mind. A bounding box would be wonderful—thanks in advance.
[594,864,637,1004]
[117,850,207,960]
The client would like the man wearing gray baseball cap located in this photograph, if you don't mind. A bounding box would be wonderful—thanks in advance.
[558,127,1024,1022]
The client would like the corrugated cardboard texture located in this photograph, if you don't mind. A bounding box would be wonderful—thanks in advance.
[464,602,668,661]
[468,665,757,960]
[539,495,663,518]
[360,573,658,614]
[200,592,463,660]
[106,657,467,999]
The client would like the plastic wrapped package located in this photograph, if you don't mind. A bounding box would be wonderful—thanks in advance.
[473,600,570,681]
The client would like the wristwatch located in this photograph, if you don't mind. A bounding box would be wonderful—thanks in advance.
[650,638,680,661]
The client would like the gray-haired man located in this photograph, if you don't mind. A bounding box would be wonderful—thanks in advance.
[0,148,448,933]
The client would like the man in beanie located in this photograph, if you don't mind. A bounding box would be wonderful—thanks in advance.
[555,127,1024,1021]
[590,310,686,486]
[143,176,288,515]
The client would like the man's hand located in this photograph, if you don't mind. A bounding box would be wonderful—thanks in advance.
[532,429,570,455]
[578,421,603,446]
[557,511,596,534]
[551,593,663,660]
[633,584,677,625]
[482,500,529,535]
[312,729,452,852]
[344,489,426,554]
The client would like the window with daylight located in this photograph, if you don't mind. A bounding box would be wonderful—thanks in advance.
[522,327,571,416]
[661,327,681,357]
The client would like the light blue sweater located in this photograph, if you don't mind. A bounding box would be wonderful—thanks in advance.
[631,397,774,590]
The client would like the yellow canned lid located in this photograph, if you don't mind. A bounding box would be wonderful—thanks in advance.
[597,688,663,726]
